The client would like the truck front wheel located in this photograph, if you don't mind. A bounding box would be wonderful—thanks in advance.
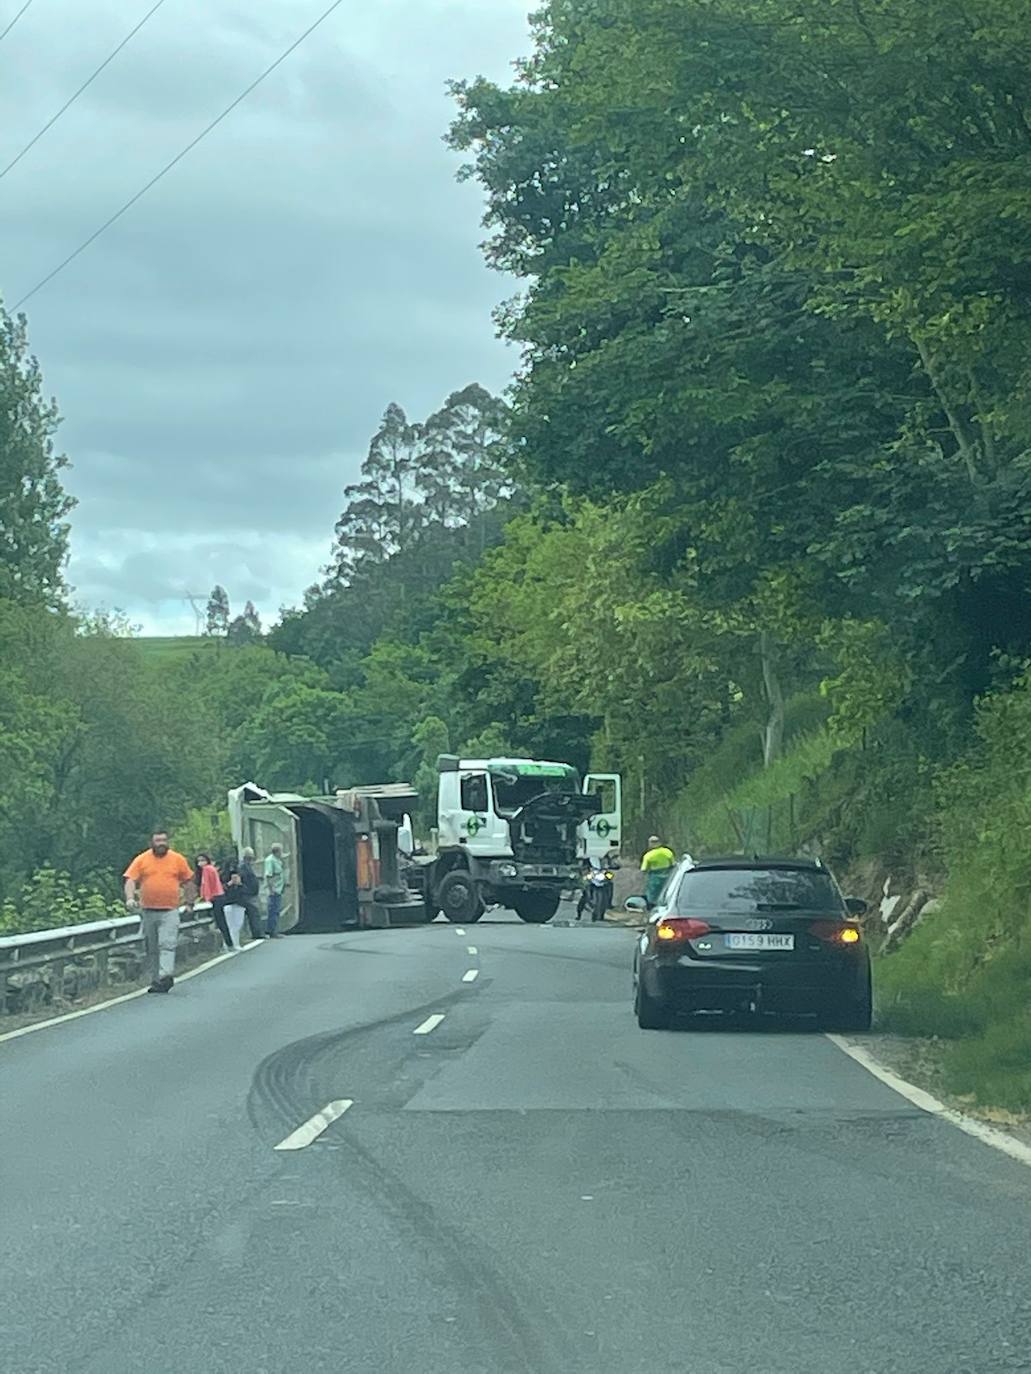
[437,871,485,924]
[513,890,560,924]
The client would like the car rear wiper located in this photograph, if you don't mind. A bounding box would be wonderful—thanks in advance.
[754,902,803,911]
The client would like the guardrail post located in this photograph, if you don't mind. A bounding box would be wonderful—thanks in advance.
[96,944,109,992]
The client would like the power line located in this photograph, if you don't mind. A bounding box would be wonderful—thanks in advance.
[1,0,170,183]
[13,0,347,310]
[0,0,35,44]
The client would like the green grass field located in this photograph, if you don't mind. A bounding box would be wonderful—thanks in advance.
[136,635,217,664]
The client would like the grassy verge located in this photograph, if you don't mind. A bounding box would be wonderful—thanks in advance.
[874,902,1031,1113]
[136,635,215,665]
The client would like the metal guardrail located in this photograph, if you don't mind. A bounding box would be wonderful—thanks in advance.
[0,902,216,1016]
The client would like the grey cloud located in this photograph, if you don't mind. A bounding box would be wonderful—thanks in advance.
[69,526,329,633]
[1,0,528,630]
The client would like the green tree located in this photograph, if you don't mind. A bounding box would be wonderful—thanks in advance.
[0,308,74,608]
[331,402,422,584]
[227,599,261,646]
[0,603,221,899]
[418,384,512,551]
[271,388,520,747]
[205,585,230,636]
[410,714,451,829]
[448,0,1031,757]
[233,679,356,792]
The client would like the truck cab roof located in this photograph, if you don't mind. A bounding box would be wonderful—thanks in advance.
[437,755,576,775]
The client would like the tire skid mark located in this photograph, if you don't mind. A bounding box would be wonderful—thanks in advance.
[335,1130,584,1374]
[247,990,484,1140]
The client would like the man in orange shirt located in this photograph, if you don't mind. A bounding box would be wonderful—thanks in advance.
[123,831,195,993]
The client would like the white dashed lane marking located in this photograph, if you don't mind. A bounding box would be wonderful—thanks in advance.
[273,1099,353,1151]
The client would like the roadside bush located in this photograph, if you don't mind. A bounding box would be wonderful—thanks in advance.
[946,1006,1031,1114]
[875,916,987,1040]
[877,668,1031,1109]
[0,867,123,936]
[171,805,234,867]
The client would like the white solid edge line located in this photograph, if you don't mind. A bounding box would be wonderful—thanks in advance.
[413,1013,446,1035]
[467,946,477,955]
[826,1033,1031,1170]
[274,1099,353,1152]
[0,940,264,1046]
[462,968,479,983]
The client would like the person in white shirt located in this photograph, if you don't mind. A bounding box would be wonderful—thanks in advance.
[263,844,286,938]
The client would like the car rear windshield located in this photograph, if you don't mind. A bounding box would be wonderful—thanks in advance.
[673,868,841,913]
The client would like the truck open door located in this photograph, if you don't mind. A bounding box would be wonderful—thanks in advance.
[579,773,622,861]
[239,802,301,934]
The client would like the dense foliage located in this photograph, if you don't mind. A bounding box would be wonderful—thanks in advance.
[446,0,1031,780]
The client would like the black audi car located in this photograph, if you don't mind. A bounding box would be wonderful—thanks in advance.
[630,855,871,1031]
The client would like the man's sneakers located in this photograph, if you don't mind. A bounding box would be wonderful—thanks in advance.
[147,975,174,994]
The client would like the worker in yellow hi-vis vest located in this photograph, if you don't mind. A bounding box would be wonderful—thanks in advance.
[640,835,676,907]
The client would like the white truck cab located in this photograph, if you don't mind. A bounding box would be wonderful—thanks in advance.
[424,756,622,924]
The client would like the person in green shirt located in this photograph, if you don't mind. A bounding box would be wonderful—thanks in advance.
[641,834,676,907]
[263,844,286,938]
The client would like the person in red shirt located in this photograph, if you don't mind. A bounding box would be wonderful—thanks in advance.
[194,853,234,952]
[123,831,194,993]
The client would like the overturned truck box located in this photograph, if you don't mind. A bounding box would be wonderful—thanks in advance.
[229,782,428,932]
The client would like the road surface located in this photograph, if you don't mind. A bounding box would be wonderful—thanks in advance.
[2,914,1031,1374]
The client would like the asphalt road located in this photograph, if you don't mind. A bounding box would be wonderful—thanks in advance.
[3,913,1031,1374]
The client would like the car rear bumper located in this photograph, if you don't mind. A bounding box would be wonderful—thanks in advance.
[641,953,868,1013]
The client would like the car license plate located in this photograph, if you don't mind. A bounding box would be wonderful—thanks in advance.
[725,932,794,951]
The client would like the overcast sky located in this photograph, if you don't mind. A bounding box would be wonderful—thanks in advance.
[0,0,528,633]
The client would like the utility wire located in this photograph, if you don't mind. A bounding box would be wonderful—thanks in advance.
[1,0,170,182]
[13,0,347,310]
[0,0,35,44]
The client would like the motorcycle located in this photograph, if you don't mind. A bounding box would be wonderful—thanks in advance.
[577,860,617,922]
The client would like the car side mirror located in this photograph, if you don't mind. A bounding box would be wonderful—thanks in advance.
[844,896,868,917]
[624,896,648,913]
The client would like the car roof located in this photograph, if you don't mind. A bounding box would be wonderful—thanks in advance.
[684,854,826,872]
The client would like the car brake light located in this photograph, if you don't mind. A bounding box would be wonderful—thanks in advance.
[810,920,862,945]
[656,917,711,942]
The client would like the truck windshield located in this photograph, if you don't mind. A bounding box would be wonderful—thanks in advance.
[490,765,579,816]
